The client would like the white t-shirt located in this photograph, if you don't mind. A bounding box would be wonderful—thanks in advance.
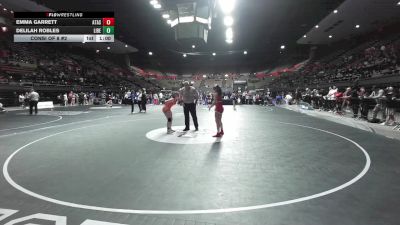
[19,95,25,102]
[327,89,337,100]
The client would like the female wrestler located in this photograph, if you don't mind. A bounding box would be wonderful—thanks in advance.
[163,92,180,134]
[209,85,224,137]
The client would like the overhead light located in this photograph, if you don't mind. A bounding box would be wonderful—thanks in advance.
[167,19,172,24]
[397,1,400,5]
[218,0,236,14]
[329,35,333,38]
[355,24,360,29]
[280,45,285,50]
[243,50,248,55]
[226,39,233,44]
[150,0,158,5]
[107,46,110,50]
[154,3,162,9]
[183,53,187,57]
[303,35,307,38]
[225,74,229,77]
[212,52,216,56]
[149,51,153,55]
[162,13,170,19]
[203,75,207,78]
[192,45,196,49]
[333,9,338,13]
[3,8,7,11]
[125,44,128,48]
[226,27,233,39]
[1,27,7,32]
[10,10,13,13]
[224,16,234,26]
[315,25,319,28]
[96,49,100,53]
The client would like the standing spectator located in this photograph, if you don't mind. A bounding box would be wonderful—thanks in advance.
[63,93,68,106]
[231,92,237,110]
[141,90,147,113]
[153,93,159,105]
[326,86,337,112]
[75,93,79,105]
[27,89,39,115]
[148,92,153,105]
[334,89,344,114]
[89,92,95,105]
[179,81,199,131]
[130,90,137,113]
[341,87,352,113]
[303,88,312,104]
[78,92,85,105]
[383,87,397,126]
[159,92,164,104]
[18,93,25,108]
[359,87,368,120]
[137,90,143,112]
[84,93,88,105]
[68,91,74,106]
[245,93,250,104]
[295,88,302,105]
[370,87,386,122]
[24,92,29,108]
[351,86,360,118]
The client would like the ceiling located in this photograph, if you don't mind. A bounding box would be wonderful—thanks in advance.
[4,0,347,74]
[298,0,400,45]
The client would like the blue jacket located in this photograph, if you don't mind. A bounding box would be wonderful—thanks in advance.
[130,92,137,102]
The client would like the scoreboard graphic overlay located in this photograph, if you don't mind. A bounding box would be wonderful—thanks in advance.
[13,12,114,43]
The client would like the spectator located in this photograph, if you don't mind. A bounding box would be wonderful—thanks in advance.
[18,93,25,108]
[383,87,397,126]
[63,93,68,106]
[370,87,386,122]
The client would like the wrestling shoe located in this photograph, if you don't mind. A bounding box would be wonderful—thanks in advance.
[212,133,222,138]
[183,127,190,131]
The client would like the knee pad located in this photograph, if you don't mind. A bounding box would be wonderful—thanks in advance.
[168,118,172,122]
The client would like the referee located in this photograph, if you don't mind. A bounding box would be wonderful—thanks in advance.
[179,81,199,131]
[28,88,39,115]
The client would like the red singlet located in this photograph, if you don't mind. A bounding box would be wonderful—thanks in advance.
[215,95,224,113]
[162,98,177,112]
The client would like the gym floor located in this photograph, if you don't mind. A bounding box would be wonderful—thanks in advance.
[0,104,399,225]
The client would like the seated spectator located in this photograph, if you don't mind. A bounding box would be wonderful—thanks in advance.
[285,92,294,105]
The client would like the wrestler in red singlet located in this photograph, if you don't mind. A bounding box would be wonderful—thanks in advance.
[215,95,224,114]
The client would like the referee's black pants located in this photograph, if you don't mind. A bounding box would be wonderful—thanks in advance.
[183,103,198,130]
[29,101,38,115]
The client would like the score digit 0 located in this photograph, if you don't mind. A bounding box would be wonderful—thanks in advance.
[102,18,115,26]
